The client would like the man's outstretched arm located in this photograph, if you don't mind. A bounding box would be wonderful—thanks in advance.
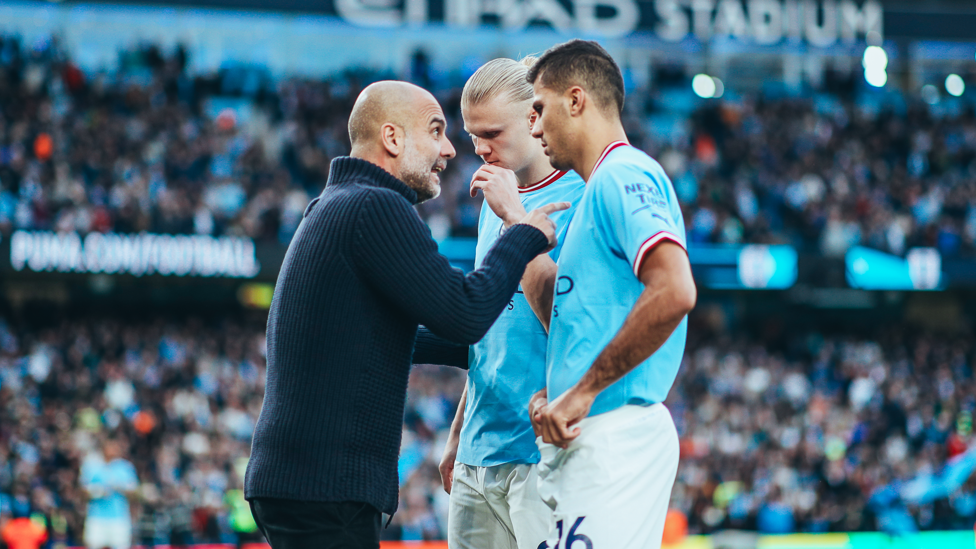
[352,189,566,345]
[537,242,696,447]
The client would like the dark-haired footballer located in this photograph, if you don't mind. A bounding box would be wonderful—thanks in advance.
[518,40,697,549]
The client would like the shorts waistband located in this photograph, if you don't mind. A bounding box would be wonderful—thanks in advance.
[578,402,668,431]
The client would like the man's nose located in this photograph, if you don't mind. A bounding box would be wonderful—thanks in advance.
[530,119,543,139]
[442,136,456,159]
[474,139,491,157]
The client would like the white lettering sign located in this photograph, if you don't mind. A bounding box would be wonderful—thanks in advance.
[333,0,881,42]
[10,231,261,278]
[654,0,882,45]
[343,0,636,36]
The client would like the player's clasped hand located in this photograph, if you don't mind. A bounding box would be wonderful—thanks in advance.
[528,388,548,437]
[517,202,571,253]
[537,386,597,448]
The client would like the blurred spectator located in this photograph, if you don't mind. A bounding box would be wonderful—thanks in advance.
[225,477,261,548]
[80,439,138,549]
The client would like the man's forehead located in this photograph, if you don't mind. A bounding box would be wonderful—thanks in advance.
[403,90,442,123]
[422,105,446,124]
[532,83,556,102]
[462,103,507,133]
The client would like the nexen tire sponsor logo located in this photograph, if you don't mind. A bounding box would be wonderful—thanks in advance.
[9,231,261,278]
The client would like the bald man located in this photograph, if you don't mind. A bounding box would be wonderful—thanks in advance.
[245,81,568,549]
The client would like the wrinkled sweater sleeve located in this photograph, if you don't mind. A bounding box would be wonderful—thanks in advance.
[353,188,547,345]
[413,326,469,369]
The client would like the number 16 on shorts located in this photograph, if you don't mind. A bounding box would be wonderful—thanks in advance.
[539,517,592,549]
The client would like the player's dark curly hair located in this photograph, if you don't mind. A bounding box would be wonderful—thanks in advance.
[526,39,625,116]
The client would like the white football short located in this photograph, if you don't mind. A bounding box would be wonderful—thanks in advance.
[84,517,132,549]
[536,403,679,549]
[448,461,552,549]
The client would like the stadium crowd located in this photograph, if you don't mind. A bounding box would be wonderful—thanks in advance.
[0,309,973,545]
[0,316,268,546]
[1,32,975,546]
[669,317,975,534]
[2,34,976,256]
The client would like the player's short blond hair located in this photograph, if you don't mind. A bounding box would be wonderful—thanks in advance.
[461,56,538,110]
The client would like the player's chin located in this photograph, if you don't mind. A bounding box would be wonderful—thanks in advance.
[548,153,570,171]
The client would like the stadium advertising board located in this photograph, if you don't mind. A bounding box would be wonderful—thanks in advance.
[846,246,943,291]
[59,0,884,42]
[439,239,799,289]
[690,244,798,290]
[5,230,262,279]
[1,234,800,289]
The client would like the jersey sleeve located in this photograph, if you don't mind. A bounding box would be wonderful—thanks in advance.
[119,461,139,490]
[594,161,686,277]
[80,461,98,488]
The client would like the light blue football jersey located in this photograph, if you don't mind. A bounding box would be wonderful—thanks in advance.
[80,457,139,521]
[546,142,688,417]
[458,169,585,466]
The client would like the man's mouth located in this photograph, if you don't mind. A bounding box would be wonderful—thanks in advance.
[432,165,444,173]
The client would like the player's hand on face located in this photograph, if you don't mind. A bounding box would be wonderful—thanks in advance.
[438,436,460,494]
[528,388,548,437]
[470,165,527,226]
[517,202,571,253]
[538,387,595,449]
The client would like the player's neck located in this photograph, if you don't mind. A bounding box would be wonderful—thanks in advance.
[578,125,629,182]
[517,155,560,188]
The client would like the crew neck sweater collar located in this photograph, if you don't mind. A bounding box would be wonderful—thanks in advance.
[328,156,419,205]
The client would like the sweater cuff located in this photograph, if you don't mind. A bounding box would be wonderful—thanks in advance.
[500,223,549,259]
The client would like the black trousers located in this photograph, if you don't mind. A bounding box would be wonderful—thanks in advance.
[249,498,381,549]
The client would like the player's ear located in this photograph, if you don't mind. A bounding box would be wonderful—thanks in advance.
[567,86,584,118]
[528,109,538,129]
[380,123,404,157]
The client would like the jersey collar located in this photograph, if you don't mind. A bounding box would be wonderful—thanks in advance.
[518,169,566,194]
[589,141,629,181]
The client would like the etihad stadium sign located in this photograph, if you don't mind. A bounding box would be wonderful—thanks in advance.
[336,0,882,41]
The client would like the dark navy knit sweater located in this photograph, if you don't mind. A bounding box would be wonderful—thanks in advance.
[244,157,548,515]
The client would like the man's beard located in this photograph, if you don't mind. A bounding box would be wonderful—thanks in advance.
[400,151,441,203]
